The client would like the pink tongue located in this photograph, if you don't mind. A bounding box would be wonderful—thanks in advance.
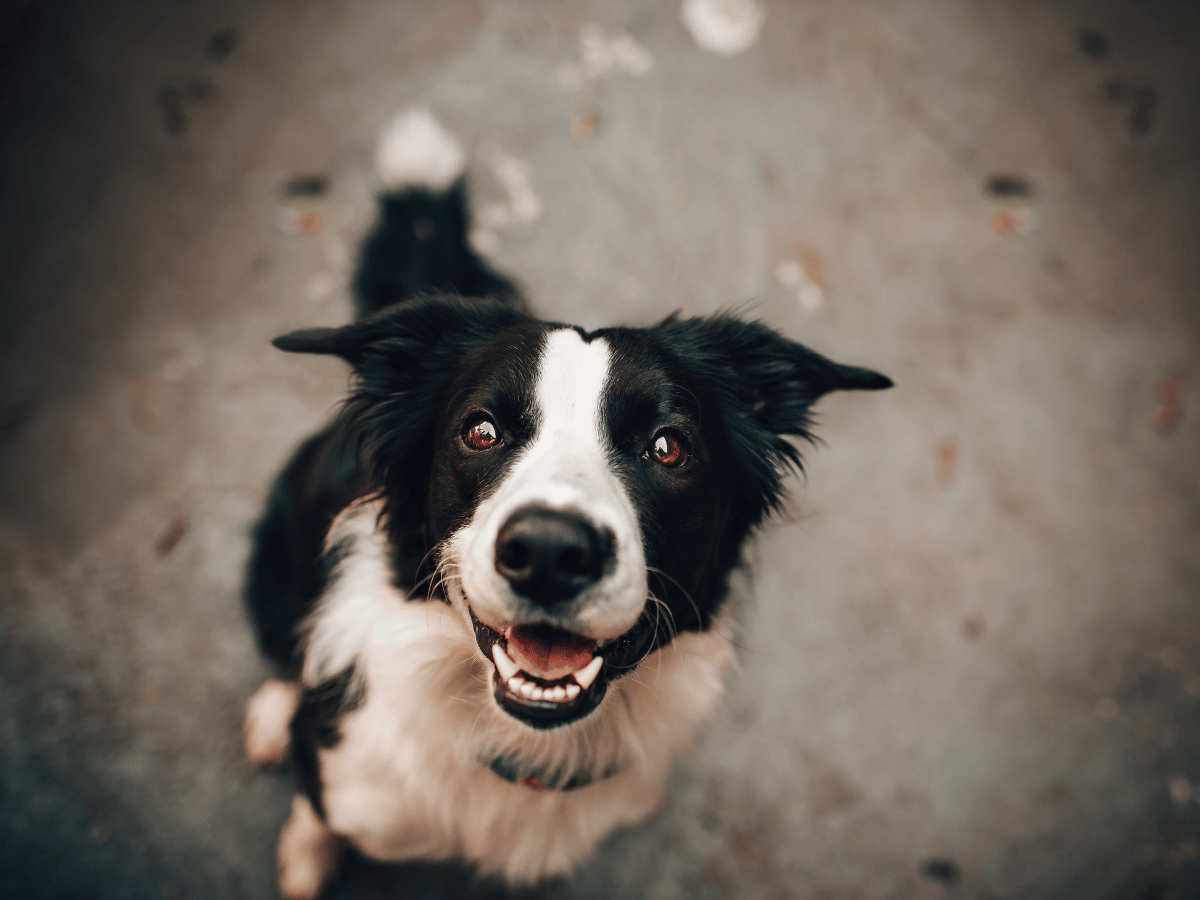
[506,625,595,680]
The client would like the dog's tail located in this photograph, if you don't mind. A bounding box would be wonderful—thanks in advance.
[352,109,520,320]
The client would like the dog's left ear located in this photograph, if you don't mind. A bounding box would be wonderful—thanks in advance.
[716,320,891,437]
[658,313,891,435]
[657,313,891,537]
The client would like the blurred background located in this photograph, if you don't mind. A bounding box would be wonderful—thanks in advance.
[2,1,1198,897]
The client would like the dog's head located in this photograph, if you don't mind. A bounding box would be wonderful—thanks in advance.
[275,298,890,730]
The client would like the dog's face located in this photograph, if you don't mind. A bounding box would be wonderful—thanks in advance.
[430,325,718,728]
[275,298,890,730]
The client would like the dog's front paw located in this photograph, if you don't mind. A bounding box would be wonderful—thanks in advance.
[244,678,300,767]
[277,794,343,900]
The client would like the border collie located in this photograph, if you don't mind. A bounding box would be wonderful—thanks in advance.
[242,110,891,899]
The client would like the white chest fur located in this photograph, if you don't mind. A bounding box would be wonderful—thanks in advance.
[304,501,734,885]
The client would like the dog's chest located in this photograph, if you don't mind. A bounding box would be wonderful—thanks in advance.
[302,508,737,883]
[309,594,734,884]
[314,623,667,883]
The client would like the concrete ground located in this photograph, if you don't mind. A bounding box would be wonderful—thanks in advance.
[2,1,1199,897]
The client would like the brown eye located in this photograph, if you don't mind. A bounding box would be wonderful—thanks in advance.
[464,417,499,450]
[649,432,688,468]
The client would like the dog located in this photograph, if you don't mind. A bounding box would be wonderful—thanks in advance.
[241,110,891,899]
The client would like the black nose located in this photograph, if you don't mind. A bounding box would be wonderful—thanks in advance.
[494,507,613,607]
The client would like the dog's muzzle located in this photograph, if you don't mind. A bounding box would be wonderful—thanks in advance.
[465,505,657,729]
[493,506,614,610]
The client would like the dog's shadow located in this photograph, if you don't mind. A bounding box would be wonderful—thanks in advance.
[329,851,555,900]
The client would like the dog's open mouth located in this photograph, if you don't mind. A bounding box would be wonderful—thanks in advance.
[469,607,659,730]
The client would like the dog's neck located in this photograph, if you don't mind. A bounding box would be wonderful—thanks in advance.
[483,751,621,792]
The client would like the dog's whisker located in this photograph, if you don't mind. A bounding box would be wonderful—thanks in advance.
[426,563,466,605]
[647,589,686,671]
[647,594,678,641]
[464,700,493,750]
[408,571,437,595]
[645,594,681,674]
[409,542,444,585]
[646,566,704,632]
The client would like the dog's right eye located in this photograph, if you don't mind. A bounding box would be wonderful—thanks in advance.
[463,417,499,451]
[646,431,688,468]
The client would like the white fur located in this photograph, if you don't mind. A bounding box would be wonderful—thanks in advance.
[681,0,766,57]
[451,328,648,639]
[301,498,734,885]
[244,678,301,767]
[375,108,466,192]
[277,794,343,900]
[301,496,393,689]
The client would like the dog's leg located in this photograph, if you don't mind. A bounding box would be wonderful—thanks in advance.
[277,793,343,900]
[244,678,301,767]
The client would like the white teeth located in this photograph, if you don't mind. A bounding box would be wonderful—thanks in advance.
[505,677,578,703]
[492,644,520,681]
[573,656,604,690]
[503,662,593,704]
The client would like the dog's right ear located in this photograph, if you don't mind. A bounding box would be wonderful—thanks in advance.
[271,297,526,369]
[272,326,360,358]
[271,297,530,524]
[271,312,416,368]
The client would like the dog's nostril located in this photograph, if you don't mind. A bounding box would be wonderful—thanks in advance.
[498,540,531,572]
[557,547,587,576]
[494,507,612,607]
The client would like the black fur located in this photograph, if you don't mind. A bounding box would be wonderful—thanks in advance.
[291,667,365,819]
[352,181,520,319]
[274,300,538,570]
[244,182,522,673]
[243,181,526,819]
[603,315,891,577]
[593,319,891,639]
[244,171,891,806]
[244,419,367,672]
[268,308,891,672]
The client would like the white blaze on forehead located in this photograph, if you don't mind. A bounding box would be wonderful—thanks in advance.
[536,328,610,451]
[452,326,648,639]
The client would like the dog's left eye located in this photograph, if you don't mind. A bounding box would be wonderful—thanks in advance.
[647,432,688,468]
[463,417,499,450]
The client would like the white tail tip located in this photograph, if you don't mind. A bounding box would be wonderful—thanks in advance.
[681,0,766,57]
[375,108,467,192]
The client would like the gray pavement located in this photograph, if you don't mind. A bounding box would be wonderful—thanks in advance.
[1,1,1198,898]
